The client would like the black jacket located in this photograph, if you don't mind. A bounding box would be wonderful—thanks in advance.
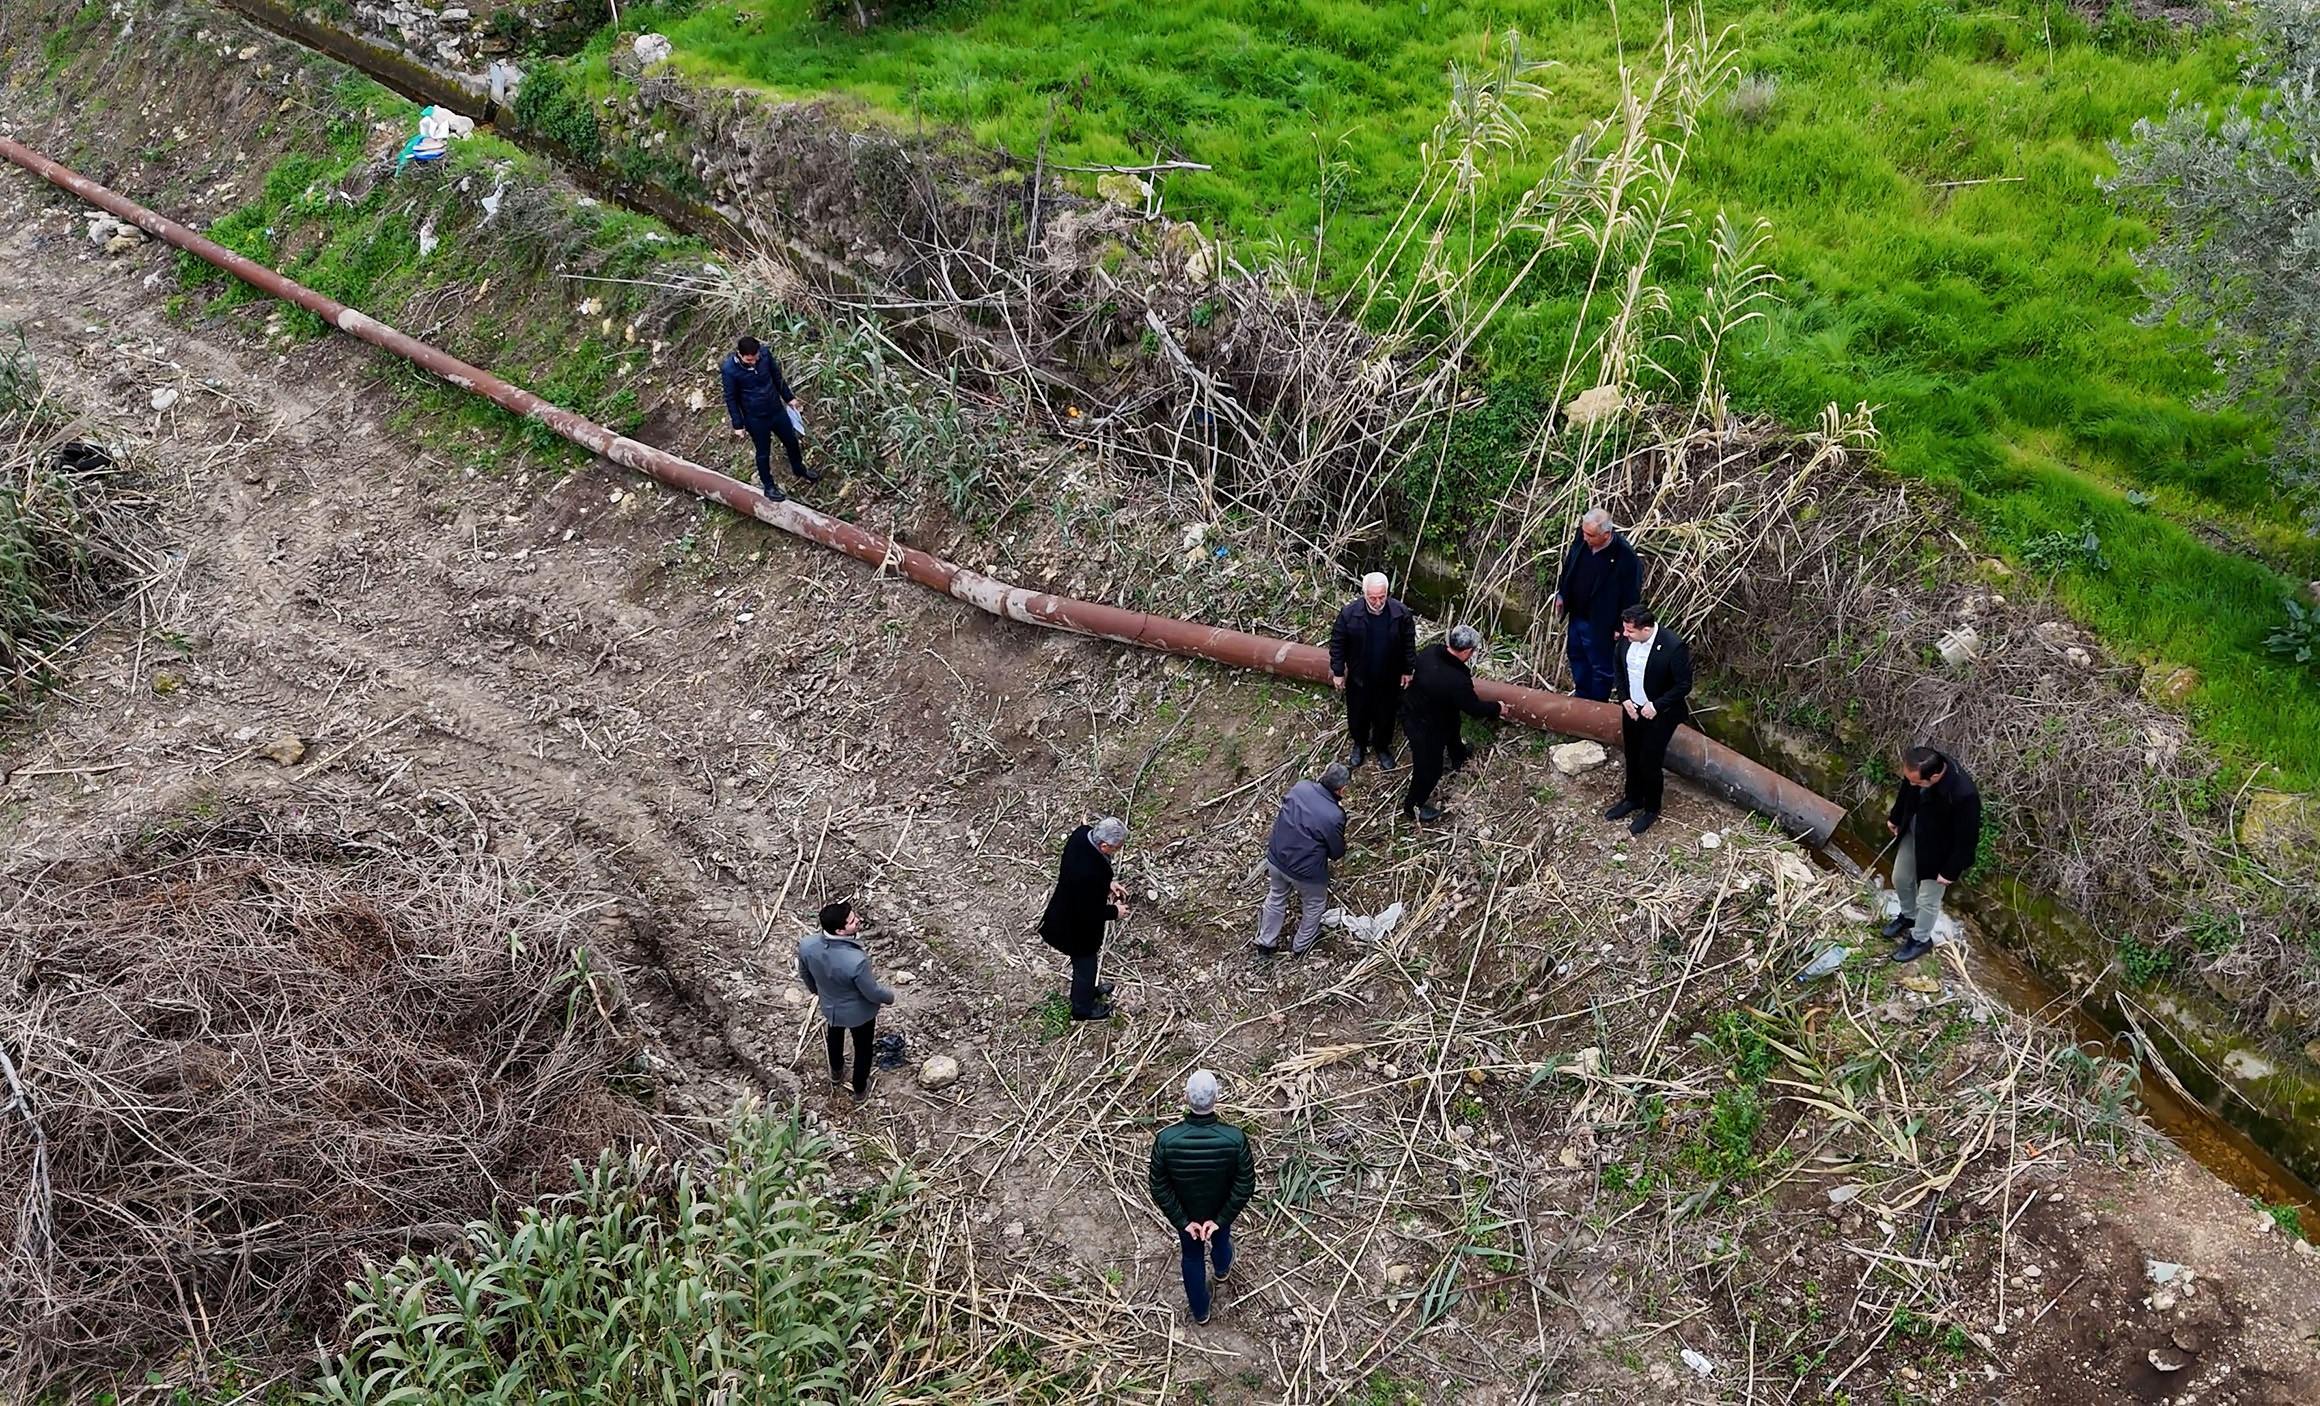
[1888,751,1983,882]
[1609,626,1692,726]
[1149,1113,1258,1232]
[1555,530,1643,637]
[1401,642,1502,741]
[720,350,794,430]
[1328,597,1417,683]
[1037,824,1119,958]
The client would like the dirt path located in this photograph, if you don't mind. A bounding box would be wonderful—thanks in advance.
[7,166,2320,1404]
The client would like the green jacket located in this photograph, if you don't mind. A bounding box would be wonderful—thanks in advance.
[1148,1113,1257,1233]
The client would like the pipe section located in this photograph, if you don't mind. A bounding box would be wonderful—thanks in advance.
[0,137,1843,843]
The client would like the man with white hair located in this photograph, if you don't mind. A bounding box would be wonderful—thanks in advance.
[1328,571,1417,769]
[1255,763,1350,957]
[1148,1070,1258,1325]
[1399,625,1504,822]
[1550,508,1642,702]
[1038,816,1131,1021]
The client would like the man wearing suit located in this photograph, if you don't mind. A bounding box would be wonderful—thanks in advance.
[1328,572,1418,770]
[1038,816,1130,1021]
[1550,509,1643,702]
[1605,604,1691,836]
[1399,625,1504,823]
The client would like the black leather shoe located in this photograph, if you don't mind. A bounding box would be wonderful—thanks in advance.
[1415,805,1443,823]
[1880,915,1914,941]
[1629,811,1658,836]
[1095,980,1116,996]
[1604,800,1638,821]
[1254,944,1281,958]
[1378,749,1399,770]
[796,467,823,482]
[1348,747,1368,769]
[761,482,786,502]
[1070,1002,1116,1021]
[1889,938,1933,964]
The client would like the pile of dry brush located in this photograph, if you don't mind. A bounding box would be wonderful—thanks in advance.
[0,808,650,1395]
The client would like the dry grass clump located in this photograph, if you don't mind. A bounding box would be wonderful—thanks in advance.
[0,806,649,1396]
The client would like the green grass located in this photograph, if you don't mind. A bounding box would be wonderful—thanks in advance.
[597,0,2320,783]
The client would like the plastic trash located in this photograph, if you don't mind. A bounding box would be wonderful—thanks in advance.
[1680,1348,1715,1378]
[1795,945,1848,982]
[395,106,476,167]
[873,1032,908,1069]
[1321,901,1405,943]
[486,59,521,108]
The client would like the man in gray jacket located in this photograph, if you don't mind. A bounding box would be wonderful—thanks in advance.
[1255,764,1350,957]
[797,899,896,1099]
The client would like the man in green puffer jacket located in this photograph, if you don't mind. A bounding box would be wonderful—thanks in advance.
[1148,1070,1258,1324]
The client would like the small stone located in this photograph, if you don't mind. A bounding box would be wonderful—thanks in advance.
[1002,1219,1024,1239]
[892,969,915,984]
[2147,1348,2185,1373]
[1562,384,1626,428]
[1700,831,1723,851]
[917,1055,960,1091]
[1550,740,1608,775]
[781,986,807,1007]
[1900,972,1941,995]
[149,387,180,412]
[1384,1262,1413,1286]
[260,735,306,767]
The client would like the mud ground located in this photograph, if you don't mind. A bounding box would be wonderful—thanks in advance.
[5,165,2320,1404]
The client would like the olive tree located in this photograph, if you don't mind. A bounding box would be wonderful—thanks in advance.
[2106,0,2320,501]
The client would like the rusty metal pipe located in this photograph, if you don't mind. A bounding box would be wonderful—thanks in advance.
[0,136,1843,843]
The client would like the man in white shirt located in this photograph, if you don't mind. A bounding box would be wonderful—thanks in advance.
[1604,605,1693,836]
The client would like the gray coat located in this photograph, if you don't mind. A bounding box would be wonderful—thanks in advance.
[1265,780,1347,883]
[796,931,896,1027]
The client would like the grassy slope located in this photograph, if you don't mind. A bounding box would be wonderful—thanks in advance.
[606,1,2313,783]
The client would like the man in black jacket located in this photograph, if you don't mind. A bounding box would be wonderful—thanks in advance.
[1604,604,1691,837]
[1884,747,1982,964]
[1399,625,1503,823]
[720,334,818,501]
[1328,572,1417,769]
[1038,816,1130,1020]
[1148,1070,1258,1325]
[1550,508,1643,702]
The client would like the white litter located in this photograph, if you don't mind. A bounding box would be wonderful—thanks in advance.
[1321,901,1404,943]
[1680,1348,1715,1378]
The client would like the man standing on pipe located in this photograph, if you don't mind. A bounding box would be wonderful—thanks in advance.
[1254,764,1350,958]
[1328,572,1416,770]
[1604,604,1692,837]
[1039,816,1130,1021]
[1550,508,1643,702]
[796,898,896,1101]
[1883,746,1982,964]
[1400,625,1503,823]
[721,334,818,502]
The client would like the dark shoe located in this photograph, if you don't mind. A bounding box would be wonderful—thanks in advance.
[1628,811,1658,836]
[1191,1311,1210,1325]
[1889,938,1933,964]
[1604,800,1638,821]
[1070,1002,1116,1022]
[796,467,823,483]
[1348,747,1368,770]
[760,482,787,503]
[1095,980,1116,996]
[1879,915,1915,941]
[1415,805,1443,823]
[1254,944,1281,958]
[1378,749,1399,770]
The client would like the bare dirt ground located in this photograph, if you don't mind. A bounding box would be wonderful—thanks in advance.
[6,162,2320,1404]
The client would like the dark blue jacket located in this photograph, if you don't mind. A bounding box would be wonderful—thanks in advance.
[721,350,794,430]
[1265,780,1347,883]
[1555,530,1643,638]
[1329,596,1417,683]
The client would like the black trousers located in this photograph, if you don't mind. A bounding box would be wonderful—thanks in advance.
[826,1016,875,1095]
[1344,676,1402,754]
[744,421,806,493]
[1068,951,1105,1017]
[1401,728,1472,813]
[1620,708,1679,813]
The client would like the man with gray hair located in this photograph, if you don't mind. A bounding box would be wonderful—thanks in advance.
[1328,571,1417,769]
[1550,508,1642,702]
[1399,626,1504,822]
[1148,1069,1258,1325]
[1255,763,1350,957]
[1038,816,1131,1021]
